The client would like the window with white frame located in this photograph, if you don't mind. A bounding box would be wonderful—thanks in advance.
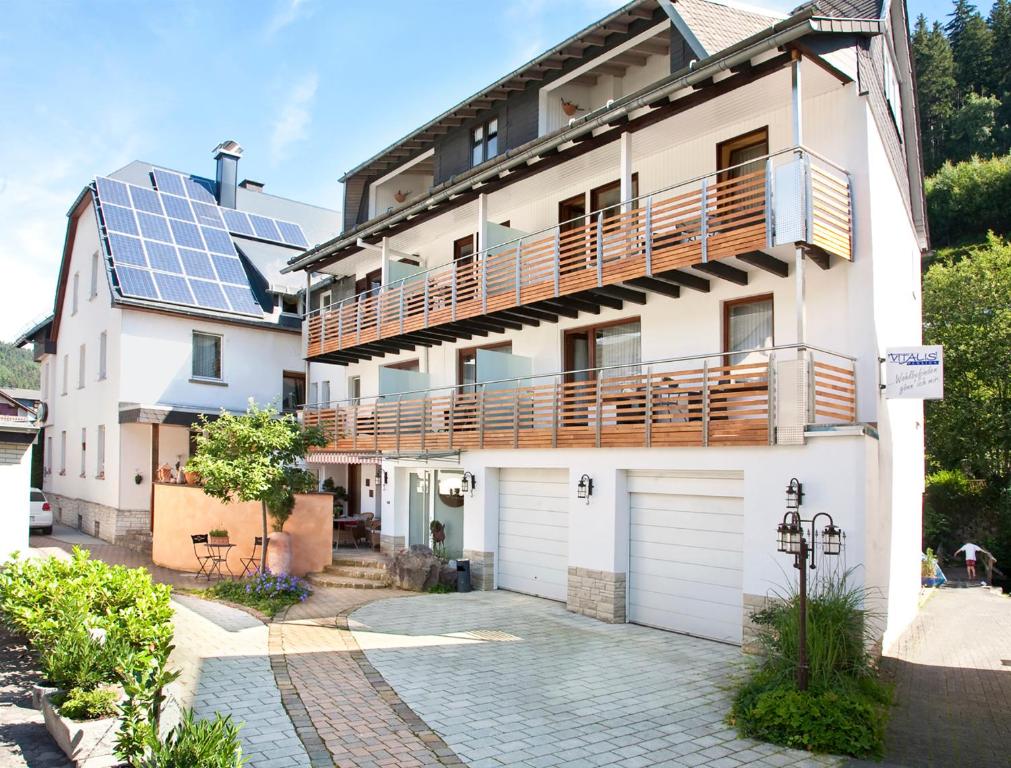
[80,428,87,477]
[62,354,68,395]
[60,431,66,475]
[72,272,79,315]
[471,118,499,166]
[90,252,100,298]
[321,380,331,407]
[98,331,107,380]
[96,425,105,478]
[78,344,86,388]
[348,375,361,405]
[883,45,902,130]
[309,382,319,407]
[192,331,222,380]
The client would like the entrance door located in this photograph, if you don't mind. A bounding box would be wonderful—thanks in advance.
[627,470,745,644]
[408,470,431,547]
[434,471,464,559]
[348,464,361,515]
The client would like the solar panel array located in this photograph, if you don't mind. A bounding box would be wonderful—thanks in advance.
[95,175,264,316]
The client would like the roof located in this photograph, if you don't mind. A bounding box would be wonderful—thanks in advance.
[0,389,37,417]
[13,315,53,348]
[666,0,784,56]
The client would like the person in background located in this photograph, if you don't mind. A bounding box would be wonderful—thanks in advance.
[954,542,995,582]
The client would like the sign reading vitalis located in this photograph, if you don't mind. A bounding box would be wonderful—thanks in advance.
[884,346,944,400]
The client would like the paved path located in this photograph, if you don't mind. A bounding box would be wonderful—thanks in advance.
[881,587,1011,768]
[0,626,72,768]
[351,591,840,768]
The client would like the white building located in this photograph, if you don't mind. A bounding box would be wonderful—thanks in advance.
[19,143,339,548]
[291,0,926,650]
[0,416,39,562]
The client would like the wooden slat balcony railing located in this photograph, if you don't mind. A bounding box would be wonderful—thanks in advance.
[303,345,858,454]
[306,147,854,359]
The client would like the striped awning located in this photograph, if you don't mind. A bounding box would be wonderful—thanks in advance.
[307,452,382,465]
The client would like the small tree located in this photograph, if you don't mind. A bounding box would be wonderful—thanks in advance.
[187,401,325,569]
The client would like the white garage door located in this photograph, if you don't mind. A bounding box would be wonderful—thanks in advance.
[498,468,569,601]
[628,470,745,644]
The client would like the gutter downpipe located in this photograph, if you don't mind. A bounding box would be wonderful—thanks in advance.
[285,12,868,275]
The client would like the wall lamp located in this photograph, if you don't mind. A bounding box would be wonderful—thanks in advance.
[382,470,389,486]
[461,471,476,495]
[576,474,594,503]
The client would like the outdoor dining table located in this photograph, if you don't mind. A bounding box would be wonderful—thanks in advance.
[205,542,235,579]
[334,516,368,549]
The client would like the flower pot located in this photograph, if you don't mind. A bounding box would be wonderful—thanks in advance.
[41,690,120,766]
[208,534,229,546]
[266,531,293,575]
[184,470,201,485]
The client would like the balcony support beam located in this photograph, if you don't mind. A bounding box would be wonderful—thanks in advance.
[552,294,602,314]
[595,284,647,304]
[491,310,541,328]
[584,289,624,311]
[737,250,789,278]
[532,299,580,319]
[653,268,710,293]
[693,261,748,286]
[625,276,681,299]
[506,305,559,323]
[803,244,831,271]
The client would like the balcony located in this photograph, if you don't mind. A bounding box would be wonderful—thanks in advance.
[303,345,857,454]
[306,147,853,362]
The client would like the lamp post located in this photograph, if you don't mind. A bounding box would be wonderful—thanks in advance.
[775,478,843,692]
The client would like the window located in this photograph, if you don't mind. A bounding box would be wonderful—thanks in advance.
[62,355,68,394]
[192,332,222,380]
[385,359,420,372]
[458,342,512,392]
[60,431,67,475]
[280,294,299,314]
[883,46,902,127]
[80,428,87,478]
[558,177,639,234]
[98,331,107,380]
[309,382,319,407]
[96,425,105,478]
[78,344,86,388]
[472,118,499,166]
[564,318,642,382]
[72,272,79,315]
[320,380,331,407]
[717,128,769,180]
[348,376,361,405]
[282,371,306,411]
[90,252,100,298]
[724,295,774,365]
[355,269,382,297]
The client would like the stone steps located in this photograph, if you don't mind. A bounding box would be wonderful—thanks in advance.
[323,565,389,581]
[306,572,390,590]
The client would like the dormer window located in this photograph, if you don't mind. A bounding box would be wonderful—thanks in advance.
[472,118,498,166]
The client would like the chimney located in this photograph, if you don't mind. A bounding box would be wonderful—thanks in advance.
[212,140,243,208]
[239,179,265,192]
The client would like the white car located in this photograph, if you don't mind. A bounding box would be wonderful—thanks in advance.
[29,488,53,535]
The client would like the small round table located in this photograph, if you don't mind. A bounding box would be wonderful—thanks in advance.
[205,543,235,579]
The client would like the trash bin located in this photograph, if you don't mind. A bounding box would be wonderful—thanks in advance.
[456,559,471,593]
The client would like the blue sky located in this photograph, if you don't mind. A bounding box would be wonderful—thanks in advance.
[0,0,974,340]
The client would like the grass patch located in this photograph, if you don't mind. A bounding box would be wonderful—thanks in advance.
[205,571,311,618]
[729,572,891,759]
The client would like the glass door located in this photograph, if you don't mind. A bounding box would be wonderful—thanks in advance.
[433,471,464,559]
[408,470,431,547]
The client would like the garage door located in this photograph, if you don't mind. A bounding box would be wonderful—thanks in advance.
[498,468,569,601]
[628,470,744,644]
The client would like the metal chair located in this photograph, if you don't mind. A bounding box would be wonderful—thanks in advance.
[240,536,265,577]
[191,534,213,579]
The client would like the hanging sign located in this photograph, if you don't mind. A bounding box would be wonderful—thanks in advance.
[884,346,943,399]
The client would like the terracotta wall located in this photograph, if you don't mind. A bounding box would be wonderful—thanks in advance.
[152,484,332,577]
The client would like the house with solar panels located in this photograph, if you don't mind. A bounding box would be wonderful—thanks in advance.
[286,0,929,651]
[21,141,338,547]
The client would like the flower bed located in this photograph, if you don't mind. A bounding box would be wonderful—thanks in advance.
[206,570,312,617]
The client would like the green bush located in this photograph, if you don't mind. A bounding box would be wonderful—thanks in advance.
[926,154,1011,246]
[730,574,890,758]
[57,686,120,721]
[143,711,245,768]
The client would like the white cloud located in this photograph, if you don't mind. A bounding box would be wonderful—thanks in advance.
[269,71,319,163]
[264,0,311,38]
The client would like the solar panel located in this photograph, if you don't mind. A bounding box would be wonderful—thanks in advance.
[93,173,291,318]
[117,266,158,298]
[189,278,229,310]
[276,220,309,247]
[152,170,186,197]
[145,242,182,274]
[222,208,254,236]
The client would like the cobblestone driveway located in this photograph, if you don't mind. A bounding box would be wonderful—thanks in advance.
[351,592,840,768]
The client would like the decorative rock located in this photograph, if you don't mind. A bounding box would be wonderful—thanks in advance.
[391,545,441,591]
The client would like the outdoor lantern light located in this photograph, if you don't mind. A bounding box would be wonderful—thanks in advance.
[822,524,843,556]
[576,474,594,502]
[785,477,804,511]
[382,470,389,486]
[461,471,476,495]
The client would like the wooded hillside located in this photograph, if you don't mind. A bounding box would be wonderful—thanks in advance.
[0,342,38,389]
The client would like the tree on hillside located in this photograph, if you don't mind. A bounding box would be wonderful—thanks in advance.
[913,16,958,173]
[946,0,994,96]
[186,402,325,570]
[0,342,40,389]
[923,234,1011,479]
[947,92,1001,163]
[988,0,1011,144]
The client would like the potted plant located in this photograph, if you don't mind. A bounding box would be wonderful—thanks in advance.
[208,528,229,546]
[264,467,317,575]
[321,477,336,492]
[183,461,201,486]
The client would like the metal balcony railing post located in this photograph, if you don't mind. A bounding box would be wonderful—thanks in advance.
[337,300,343,350]
[396,399,402,454]
[595,370,603,448]
[448,390,455,449]
[552,377,559,449]
[351,403,358,450]
[514,239,522,306]
[399,285,405,334]
[644,194,653,276]
[553,229,561,297]
[702,360,710,447]
[376,287,382,338]
[846,171,856,259]
[807,352,816,425]
[765,157,775,249]
[767,352,776,445]
[481,254,488,314]
[645,367,653,448]
[451,267,457,322]
[803,153,814,243]
[423,275,430,328]
[319,305,326,352]
[420,396,426,452]
[700,177,710,263]
[478,384,486,449]
[356,299,362,344]
[596,213,604,286]
[513,387,520,449]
